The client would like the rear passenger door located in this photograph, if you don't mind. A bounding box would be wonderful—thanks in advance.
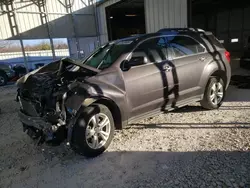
[166,35,207,102]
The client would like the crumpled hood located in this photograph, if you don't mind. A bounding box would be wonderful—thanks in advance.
[16,67,42,87]
[16,58,98,88]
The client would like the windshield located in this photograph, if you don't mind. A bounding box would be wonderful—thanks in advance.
[83,40,133,70]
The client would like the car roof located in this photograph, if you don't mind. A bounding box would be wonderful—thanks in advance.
[110,28,212,45]
[158,28,212,35]
[110,33,166,44]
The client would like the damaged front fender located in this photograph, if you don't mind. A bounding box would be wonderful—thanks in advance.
[64,84,97,115]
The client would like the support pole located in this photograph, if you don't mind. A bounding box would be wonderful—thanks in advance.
[37,0,56,60]
[19,39,29,71]
[94,0,101,47]
[65,0,81,58]
[5,0,29,72]
[187,0,192,27]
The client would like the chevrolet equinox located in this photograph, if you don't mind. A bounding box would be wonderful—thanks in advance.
[16,28,231,157]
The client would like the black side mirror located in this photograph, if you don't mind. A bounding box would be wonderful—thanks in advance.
[121,56,148,71]
[121,60,131,71]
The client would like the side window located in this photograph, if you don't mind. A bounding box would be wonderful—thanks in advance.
[131,37,169,63]
[167,36,205,59]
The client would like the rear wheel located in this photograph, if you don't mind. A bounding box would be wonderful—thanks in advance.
[71,104,114,158]
[200,77,225,110]
[0,72,7,86]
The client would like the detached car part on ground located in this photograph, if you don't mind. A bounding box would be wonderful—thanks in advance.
[16,28,231,157]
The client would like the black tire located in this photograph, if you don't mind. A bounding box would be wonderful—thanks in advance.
[71,104,115,158]
[200,77,225,110]
[0,71,7,86]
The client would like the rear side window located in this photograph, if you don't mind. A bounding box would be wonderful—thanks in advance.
[205,34,224,49]
[132,37,169,63]
[166,36,205,58]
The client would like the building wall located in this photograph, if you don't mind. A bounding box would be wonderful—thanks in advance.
[96,0,121,45]
[144,0,188,33]
[192,6,250,56]
[68,37,99,59]
[97,0,188,44]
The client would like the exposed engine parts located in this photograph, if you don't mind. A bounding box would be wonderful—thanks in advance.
[16,58,96,145]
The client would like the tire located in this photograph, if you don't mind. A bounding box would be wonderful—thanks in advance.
[0,72,7,86]
[200,77,225,110]
[71,104,115,158]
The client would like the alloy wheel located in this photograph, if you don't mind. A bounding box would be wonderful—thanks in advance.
[84,113,111,149]
[210,81,223,105]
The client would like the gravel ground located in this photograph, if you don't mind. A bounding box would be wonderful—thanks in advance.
[0,79,250,188]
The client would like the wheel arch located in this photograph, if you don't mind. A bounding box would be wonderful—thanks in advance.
[201,69,227,94]
[210,70,227,85]
[84,97,123,130]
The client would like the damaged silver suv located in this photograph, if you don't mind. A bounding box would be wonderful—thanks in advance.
[16,28,231,157]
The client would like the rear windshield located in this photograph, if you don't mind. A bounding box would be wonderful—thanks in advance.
[206,34,224,48]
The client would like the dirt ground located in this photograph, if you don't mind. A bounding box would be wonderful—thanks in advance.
[0,70,250,188]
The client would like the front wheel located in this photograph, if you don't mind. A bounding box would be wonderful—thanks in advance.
[200,77,225,110]
[71,104,114,158]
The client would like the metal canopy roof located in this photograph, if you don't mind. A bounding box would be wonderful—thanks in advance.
[0,0,98,71]
[0,0,97,40]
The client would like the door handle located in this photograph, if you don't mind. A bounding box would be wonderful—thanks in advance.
[163,65,172,71]
[199,57,206,61]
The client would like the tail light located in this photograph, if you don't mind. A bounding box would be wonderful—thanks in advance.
[225,51,230,63]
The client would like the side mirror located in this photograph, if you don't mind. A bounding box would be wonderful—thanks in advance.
[121,60,131,71]
[121,56,148,71]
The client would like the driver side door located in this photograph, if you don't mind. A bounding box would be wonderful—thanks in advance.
[122,36,174,121]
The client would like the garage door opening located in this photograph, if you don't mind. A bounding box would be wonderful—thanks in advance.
[105,0,145,41]
[191,0,250,56]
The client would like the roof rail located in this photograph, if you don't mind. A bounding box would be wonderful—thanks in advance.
[157,28,205,33]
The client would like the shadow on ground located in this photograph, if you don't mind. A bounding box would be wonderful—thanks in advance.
[0,147,249,188]
[168,104,250,113]
[132,122,250,129]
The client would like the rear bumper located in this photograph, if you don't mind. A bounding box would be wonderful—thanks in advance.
[18,111,52,130]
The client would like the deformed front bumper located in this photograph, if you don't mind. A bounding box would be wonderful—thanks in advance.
[18,111,52,130]
[18,111,55,143]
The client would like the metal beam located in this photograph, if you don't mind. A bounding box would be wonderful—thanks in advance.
[5,0,29,72]
[0,10,94,15]
[35,0,56,59]
[65,0,80,58]
[0,0,97,40]
[94,0,100,47]
[187,0,192,27]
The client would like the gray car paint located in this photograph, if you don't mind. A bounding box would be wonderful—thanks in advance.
[18,31,231,129]
[81,32,229,128]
